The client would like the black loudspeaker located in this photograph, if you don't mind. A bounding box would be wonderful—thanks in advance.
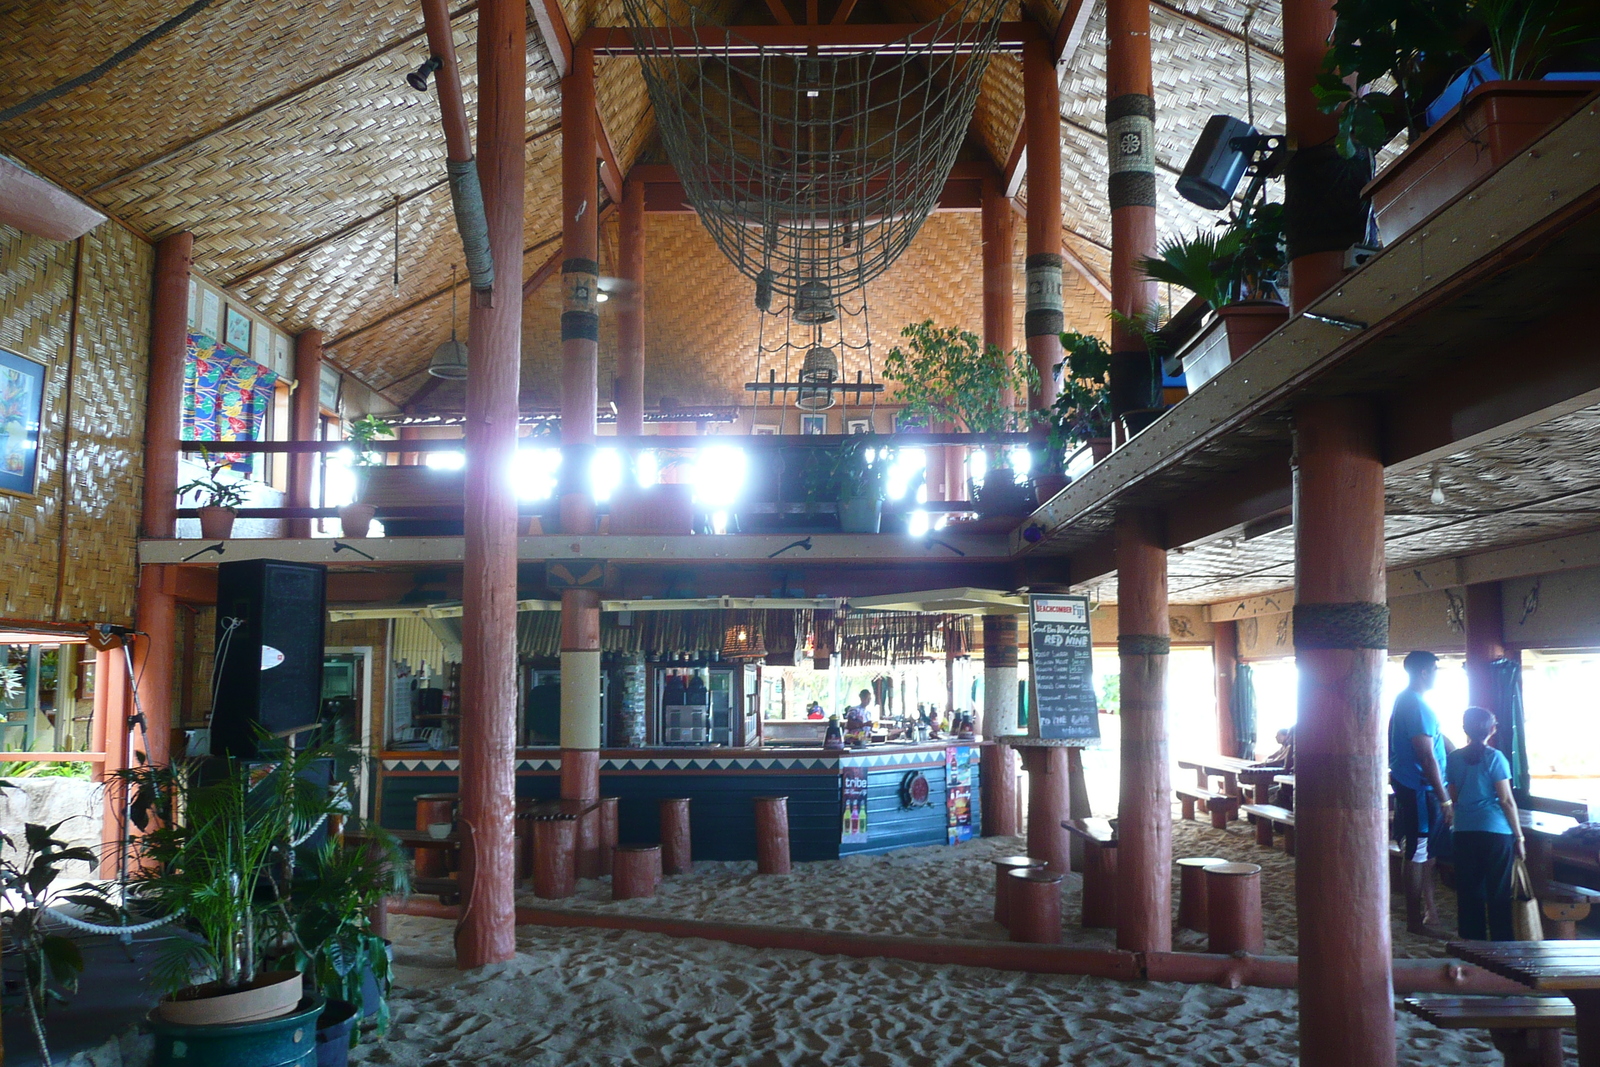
[212,559,327,757]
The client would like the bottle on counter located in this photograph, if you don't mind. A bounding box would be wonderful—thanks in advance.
[823,715,845,751]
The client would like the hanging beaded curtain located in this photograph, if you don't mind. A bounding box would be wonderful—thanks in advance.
[620,0,1008,310]
[838,611,972,666]
[516,609,812,658]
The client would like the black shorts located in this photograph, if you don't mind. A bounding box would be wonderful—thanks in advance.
[1392,781,1444,862]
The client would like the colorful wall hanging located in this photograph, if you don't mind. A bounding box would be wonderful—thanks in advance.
[0,348,46,497]
[182,333,279,472]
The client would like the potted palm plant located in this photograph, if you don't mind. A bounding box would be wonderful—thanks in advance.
[883,321,1038,519]
[177,453,249,540]
[339,414,396,537]
[1140,199,1289,392]
[1318,0,1599,241]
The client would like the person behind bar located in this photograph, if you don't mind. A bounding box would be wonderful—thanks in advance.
[1447,706,1524,941]
[1389,650,1455,937]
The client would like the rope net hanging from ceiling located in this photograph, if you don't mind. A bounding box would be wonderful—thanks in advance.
[621,0,1008,314]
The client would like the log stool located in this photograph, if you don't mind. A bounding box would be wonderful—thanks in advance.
[563,798,602,881]
[597,797,619,877]
[991,855,1047,927]
[413,793,458,878]
[612,845,662,900]
[1176,856,1226,933]
[1205,862,1264,954]
[531,813,578,899]
[660,798,692,875]
[1007,868,1063,944]
[754,795,791,875]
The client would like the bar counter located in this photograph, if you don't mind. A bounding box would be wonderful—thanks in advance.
[378,741,986,863]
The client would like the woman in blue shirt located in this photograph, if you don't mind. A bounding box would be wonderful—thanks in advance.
[1445,706,1526,941]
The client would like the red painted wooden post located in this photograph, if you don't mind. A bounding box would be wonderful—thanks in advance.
[659,797,692,875]
[1465,583,1513,736]
[1105,0,1157,426]
[980,614,1020,837]
[1116,507,1171,953]
[1019,745,1070,873]
[612,846,661,900]
[1007,868,1063,943]
[1022,33,1062,411]
[1283,0,1345,312]
[1214,619,1238,757]
[287,329,321,538]
[754,796,791,874]
[982,171,1015,414]
[1293,397,1394,1067]
[616,178,645,436]
[455,0,524,970]
[1176,856,1225,933]
[1205,862,1265,954]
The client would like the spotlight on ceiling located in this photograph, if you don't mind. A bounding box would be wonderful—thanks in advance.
[595,290,609,303]
[407,56,443,92]
[1176,115,1258,210]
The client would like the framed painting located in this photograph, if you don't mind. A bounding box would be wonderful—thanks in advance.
[224,307,252,353]
[846,418,870,435]
[0,348,47,497]
[751,423,779,436]
[800,414,827,435]
[200,288,222,340]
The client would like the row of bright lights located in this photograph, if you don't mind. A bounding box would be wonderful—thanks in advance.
[327,444,1035,537]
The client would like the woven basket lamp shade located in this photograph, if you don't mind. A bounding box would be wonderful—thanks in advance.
[721,623,767,660]
[796,345,839,411]
[427,337,469,379]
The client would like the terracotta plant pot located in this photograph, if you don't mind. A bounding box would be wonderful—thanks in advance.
[1033,473,1071,506]
[609,483,695,535]
[1365,80,1600,243]
[157,969,305,1026]
[197,505,237,540]
[338,503,377,538]
[1218,301,1289,359]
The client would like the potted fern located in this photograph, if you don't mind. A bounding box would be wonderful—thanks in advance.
[339,414,396,537]
[883,321,1038,519]
[177,453,249,540]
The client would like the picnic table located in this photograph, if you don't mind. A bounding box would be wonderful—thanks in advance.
[1521,809,1582,895]
[1177,755,1258,798]
[1449,940,1600,1065]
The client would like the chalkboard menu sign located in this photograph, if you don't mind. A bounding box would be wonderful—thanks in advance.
[1028,594,1100,741]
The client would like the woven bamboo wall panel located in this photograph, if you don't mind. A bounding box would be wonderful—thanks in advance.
[0,224,151,626]
[0,0,449,193]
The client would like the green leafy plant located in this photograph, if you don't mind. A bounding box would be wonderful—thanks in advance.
[1040,333,1113,470]
[0,800,117,1066]
[176,452,249,510]
[346,414,397,468]
[1478,0,1600,81]
[290,831,408,1039]
[883,321,1038,435]
[1138,202,1286,311]
[1312,0,1475,156]
[829,436,897,503]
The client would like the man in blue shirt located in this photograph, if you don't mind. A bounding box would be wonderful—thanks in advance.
[1389,650,1455,936]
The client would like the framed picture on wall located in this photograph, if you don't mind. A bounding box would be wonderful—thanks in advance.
[0,348,47,497]
[224,307,252,353]
[846,418,870,435]
[752,423,779,436]
[200,289,222,340]
[800,414,827,435]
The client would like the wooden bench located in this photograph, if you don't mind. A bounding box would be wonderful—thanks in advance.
[1062,819,1118,929]
[1177,786,1239,829]
[1400,996,1574,1067]
[1241,802,1296,854]
[1541,880,1600,939]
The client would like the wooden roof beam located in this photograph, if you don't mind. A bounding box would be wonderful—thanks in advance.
[530,0,623,201]
[1001,0,1092,196]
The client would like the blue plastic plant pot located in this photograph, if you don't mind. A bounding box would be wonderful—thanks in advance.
[148,995,325,1067]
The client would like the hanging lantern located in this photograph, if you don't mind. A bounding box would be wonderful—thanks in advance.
[796,344,839,411]
[792,279,838,324]
[427,337,469,379]
[721,622,767,660]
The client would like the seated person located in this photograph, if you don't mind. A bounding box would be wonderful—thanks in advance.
[805,702,824,720]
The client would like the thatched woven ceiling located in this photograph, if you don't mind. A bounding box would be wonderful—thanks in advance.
[0,0,1288,410]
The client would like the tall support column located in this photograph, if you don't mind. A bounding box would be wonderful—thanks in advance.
[1019,745,1070,873]
[1116,507,1171,952]
[559,47,603,805]
[1022,34,1063,411]
[456,0,524,970]
[1105,0,1158,426]
[288,330,322,539]
[1283,0,1366,311]
[1214,619,1239,757]
[1464,583,1506,711]
[982,172,1016,411]
[93,646,129,877]
[616,178,645,437]
[980,614,1020,837]
[1292,397,1394,1067]
[133,230,191,768]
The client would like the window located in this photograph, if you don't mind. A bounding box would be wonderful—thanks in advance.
[2,645,58,750]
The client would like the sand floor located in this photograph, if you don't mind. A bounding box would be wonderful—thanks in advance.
[347,809,1539,1066]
